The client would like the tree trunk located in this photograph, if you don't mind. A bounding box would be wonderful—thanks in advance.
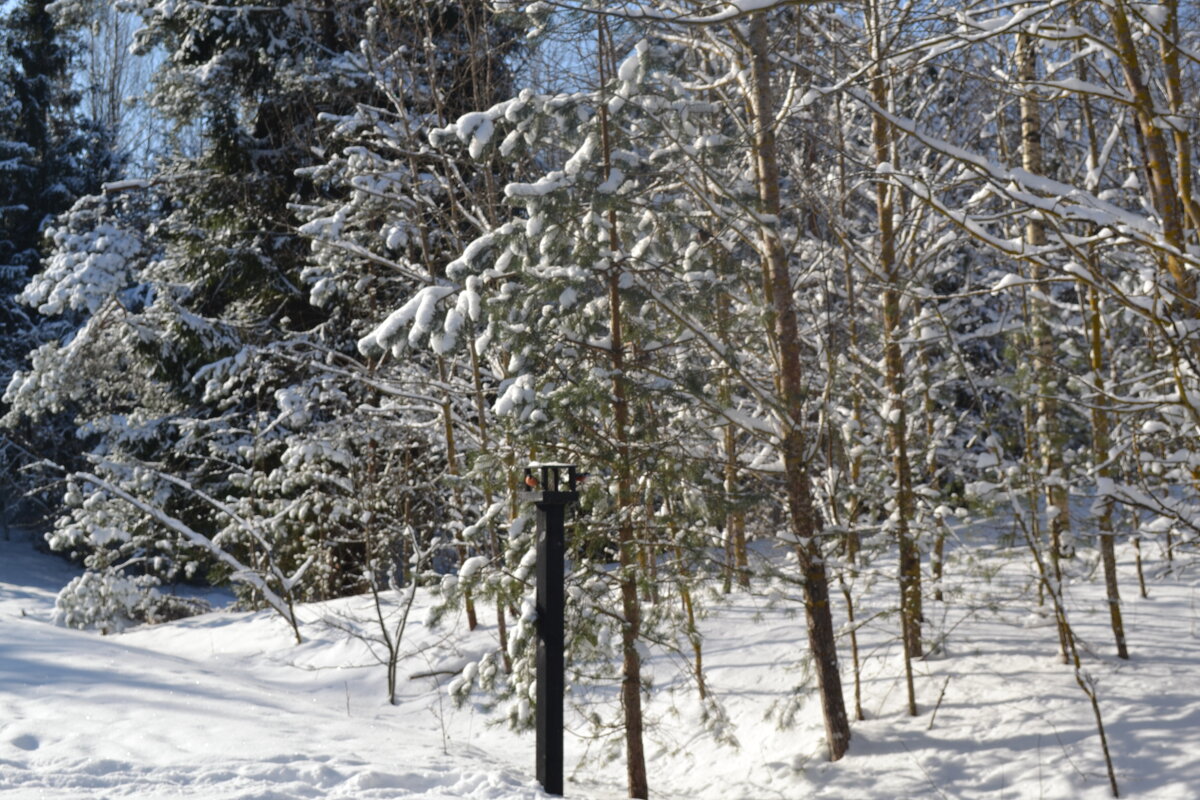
[868,5,921,711]
[1074,54,1130,660]
[1109,0,1194,304]
[1156,0,1200,239]
[1017,32,1070,663]
[1085,284,1128,659]
[717,290,750,592]
[438,357,477,631]
[748,11,850,761]
[467,337,511,670]
[598,19,649,796]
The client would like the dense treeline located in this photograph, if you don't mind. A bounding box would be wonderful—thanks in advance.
[2,0,1199,796]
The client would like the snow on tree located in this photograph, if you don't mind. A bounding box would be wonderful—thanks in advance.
[0,0,116,529]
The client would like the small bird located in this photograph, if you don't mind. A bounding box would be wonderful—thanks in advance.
[524,474,539,489]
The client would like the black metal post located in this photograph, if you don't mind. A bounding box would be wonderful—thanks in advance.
[522,464,578,797]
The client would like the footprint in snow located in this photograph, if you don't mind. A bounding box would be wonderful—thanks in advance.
[10,734,38,751]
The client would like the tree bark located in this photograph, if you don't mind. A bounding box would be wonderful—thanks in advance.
[599,19,649,797]
[1074,46,1129,660]
[1087,283,1129,659]
[868,4,921,712]
[748,11,850,761]
[438,357,477,631]
[1109,0,1194,304]
[1017,32,1070,663]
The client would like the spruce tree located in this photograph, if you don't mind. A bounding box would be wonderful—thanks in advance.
[6,0,385,615]
[8,0,526,627]
[0,0,112,525]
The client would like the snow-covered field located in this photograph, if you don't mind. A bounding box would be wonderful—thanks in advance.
[2,527,1198,799]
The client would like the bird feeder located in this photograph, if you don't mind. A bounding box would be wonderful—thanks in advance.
[520,462,579,796]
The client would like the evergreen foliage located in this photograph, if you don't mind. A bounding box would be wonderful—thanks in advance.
[0,0,115,527]
[5,1,1200,793]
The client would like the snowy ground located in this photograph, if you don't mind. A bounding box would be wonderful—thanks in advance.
[2,525,1198,799]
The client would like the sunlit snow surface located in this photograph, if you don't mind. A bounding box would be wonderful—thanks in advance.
[2,526,1199,799]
